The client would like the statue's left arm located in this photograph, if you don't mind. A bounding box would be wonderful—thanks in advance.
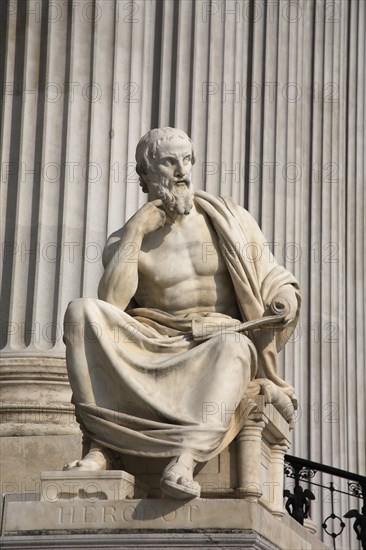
[231,200,301,328]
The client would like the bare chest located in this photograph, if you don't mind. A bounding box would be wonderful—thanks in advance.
[138,215,226,285]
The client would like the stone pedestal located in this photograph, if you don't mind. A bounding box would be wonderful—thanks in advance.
[0,399,330,549]
[0,497,329,549]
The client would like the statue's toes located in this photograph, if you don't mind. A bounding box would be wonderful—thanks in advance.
[178,476,200,491]
[161,475,200,499]
[63,460,79,471]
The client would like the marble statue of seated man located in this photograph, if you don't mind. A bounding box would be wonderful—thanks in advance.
[63,127,301,499]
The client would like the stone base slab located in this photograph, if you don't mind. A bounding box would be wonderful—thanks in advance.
[1,498,329,549]
[40,470,147,501]
[0,531,279,549]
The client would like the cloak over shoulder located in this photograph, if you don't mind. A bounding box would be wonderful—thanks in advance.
[194,190,301,399]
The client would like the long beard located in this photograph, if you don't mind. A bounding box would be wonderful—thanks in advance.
[149,179,194,215]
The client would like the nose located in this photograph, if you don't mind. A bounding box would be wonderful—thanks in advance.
[174,160,184,178]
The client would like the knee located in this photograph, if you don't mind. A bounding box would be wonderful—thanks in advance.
[63,298,97,344]
[220,331,249,352]
[65,297,96,322]
[220,332,255,369]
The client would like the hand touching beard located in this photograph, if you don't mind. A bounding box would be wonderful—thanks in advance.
[148,178,194,216]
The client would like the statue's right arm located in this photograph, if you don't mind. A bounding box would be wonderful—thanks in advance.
[97,200,166,310]
[97,225,143,310]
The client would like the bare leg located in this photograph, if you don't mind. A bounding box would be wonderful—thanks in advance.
[63,441,111,471]
[160,452,200,499]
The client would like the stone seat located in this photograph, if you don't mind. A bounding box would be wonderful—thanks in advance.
[120,394,292,517]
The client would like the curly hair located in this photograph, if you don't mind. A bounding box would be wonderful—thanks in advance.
[135,127,195,192]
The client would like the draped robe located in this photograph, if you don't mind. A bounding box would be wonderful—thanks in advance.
[64,191,300,462]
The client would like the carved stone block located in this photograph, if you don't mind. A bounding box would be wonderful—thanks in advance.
[40,470,147,502]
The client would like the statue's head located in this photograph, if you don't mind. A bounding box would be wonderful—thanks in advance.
[135,127,195,193]
[135,127,196,216]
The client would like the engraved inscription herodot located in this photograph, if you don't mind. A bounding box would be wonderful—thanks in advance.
[57,501,200,525]
[63,127,301,500]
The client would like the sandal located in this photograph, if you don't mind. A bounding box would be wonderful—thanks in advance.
[160,454,200,499]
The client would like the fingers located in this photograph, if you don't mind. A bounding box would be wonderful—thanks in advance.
[151,199,163,207]
[151,200,167,224]
[159,210,167,225]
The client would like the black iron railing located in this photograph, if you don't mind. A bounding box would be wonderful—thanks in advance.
[284,455,366,549]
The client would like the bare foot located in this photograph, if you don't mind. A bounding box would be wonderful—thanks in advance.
[63,446,110,471]
[160,452,200,499]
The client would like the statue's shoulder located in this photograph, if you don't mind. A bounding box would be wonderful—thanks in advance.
[194,190,257,226]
